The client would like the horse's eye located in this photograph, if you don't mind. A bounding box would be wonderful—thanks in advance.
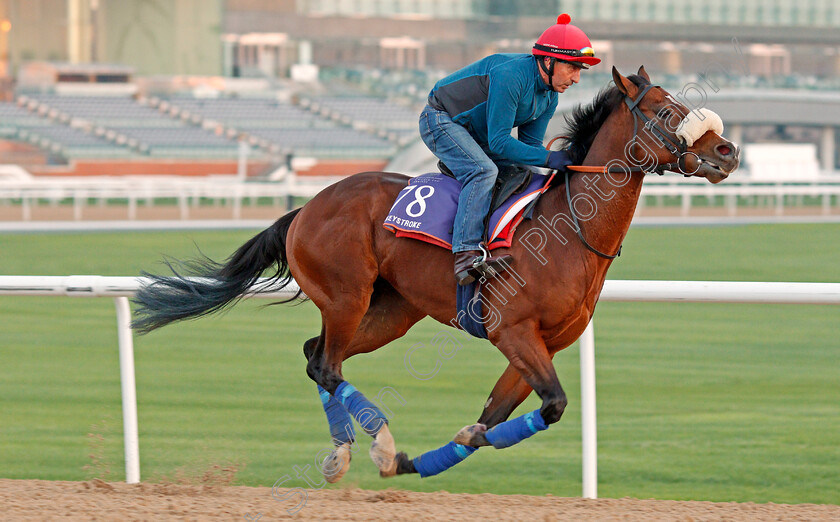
[660,109,674,120]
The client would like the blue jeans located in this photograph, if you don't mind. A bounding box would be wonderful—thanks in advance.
[419,105,498,253]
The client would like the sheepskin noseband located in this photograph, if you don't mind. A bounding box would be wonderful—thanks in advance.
[676,108,724,147]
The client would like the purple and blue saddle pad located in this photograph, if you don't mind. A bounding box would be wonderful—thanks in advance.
[383,171,554,338]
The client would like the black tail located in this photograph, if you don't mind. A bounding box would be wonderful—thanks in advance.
[131,208,303,334]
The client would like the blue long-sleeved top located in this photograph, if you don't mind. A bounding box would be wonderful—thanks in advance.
[427,54,558,166]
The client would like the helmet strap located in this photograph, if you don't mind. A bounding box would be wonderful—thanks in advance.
[538,56,556,84]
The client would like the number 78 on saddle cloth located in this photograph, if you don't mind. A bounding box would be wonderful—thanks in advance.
[383,172,553,250]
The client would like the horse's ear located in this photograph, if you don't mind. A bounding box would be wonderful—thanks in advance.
[612,66,638,97]
[637,65,651,82]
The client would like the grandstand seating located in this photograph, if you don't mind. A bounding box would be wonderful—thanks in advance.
[0,102,55,130]
[302,96,419,145]
[243,127,396,158]
[112,126,240,158]
[24,94,179,127]
[4,94,247,160]
[162,97,325,128]
[157,95,398,158]
[307,96,417,128]
[0,100,134,159]
[18,125,133,159]
[1,89,414,163]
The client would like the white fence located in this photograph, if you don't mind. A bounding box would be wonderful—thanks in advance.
[639,180,840,217]
[2,175,840,220]
[1,276,839,497]
[0,174,343,220]
[0,276,300,486]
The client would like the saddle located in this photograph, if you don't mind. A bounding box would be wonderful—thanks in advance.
[437,161,534,213]
[383,166,553,251]
[384,163,554,340]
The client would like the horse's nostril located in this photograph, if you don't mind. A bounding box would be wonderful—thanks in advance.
[717,144,732,157]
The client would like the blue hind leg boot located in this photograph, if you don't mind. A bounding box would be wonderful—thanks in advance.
[318,384,355,445]
[334,381,389,437]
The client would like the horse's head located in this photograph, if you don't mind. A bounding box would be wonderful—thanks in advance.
[612,66,740,183]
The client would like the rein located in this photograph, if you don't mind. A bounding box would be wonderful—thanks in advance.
[564,168,621,259]
[552,83,697,259]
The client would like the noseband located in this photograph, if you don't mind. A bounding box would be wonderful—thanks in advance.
[624,84,699,176]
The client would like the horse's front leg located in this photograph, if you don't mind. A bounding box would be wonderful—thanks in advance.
[477,363,534,427]
[405,322,566,477]
[454,323,567,449]
[452,362,534,447]
[395,362,539,478]
[482,322,567,445]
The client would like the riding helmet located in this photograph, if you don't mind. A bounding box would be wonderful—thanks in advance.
[532,13,601,68]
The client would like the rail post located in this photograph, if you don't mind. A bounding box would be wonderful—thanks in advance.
[579,320,598,499]
[114,297,140,484]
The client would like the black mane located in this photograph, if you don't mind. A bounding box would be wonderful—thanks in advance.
[558,74,650,165]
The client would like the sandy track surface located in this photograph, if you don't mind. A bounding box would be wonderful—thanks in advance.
[1,479,838,521]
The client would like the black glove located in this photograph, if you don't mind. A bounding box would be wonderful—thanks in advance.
[546,150,572,172]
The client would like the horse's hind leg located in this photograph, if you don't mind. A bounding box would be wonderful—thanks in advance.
[305,280,425,480]
[343,279,426,358]
[286,173,423,478]
[288,207,398,474]
[304,330,353,450]
[309,306,402,475]
[303,332,357,483]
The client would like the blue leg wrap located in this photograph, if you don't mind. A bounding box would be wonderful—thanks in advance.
[484,409,548,449]
[412,441,478,478]
[334,381,388,437]
[318,385,355,445]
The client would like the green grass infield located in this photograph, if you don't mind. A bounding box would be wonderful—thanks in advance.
[0,223,838,504]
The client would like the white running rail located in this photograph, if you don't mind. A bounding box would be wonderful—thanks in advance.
[2,177,840,220]
[0,275,301,485]
[1,276,839,496]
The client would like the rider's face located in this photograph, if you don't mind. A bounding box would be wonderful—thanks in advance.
[546,59,582,93]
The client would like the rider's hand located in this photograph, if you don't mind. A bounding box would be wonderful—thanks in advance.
[546,150,572,172]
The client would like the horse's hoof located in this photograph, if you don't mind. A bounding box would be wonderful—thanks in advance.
[370,424,398,476]
[321,442,352,483]
[392,451,416,476]
[379,451,411,478]
[453,423,489,447]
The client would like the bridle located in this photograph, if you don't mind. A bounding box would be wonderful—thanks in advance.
[622,83,700,177]
[560,82,699,259]
[563,83,701,177]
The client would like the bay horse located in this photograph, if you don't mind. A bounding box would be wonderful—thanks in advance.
[132,67,740,481]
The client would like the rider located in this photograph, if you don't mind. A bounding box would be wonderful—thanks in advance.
[419,14,601,285]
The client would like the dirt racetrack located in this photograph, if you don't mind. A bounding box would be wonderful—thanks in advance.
[2,480,838,521]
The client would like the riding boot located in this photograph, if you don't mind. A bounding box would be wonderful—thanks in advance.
[454,250,514,286]
[454,250,482,286]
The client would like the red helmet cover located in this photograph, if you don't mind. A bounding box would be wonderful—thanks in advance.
[533,14,601,67]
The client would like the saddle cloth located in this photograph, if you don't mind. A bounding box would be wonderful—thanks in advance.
[383,172,553,250]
